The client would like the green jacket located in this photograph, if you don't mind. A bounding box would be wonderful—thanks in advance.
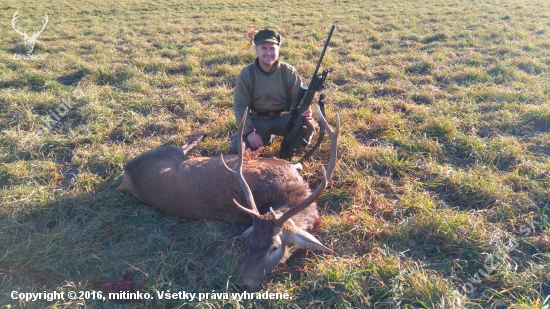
[233,59,302,136]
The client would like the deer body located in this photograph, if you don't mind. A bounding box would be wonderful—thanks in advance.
[117,146,318,227]
[117,105,338,291]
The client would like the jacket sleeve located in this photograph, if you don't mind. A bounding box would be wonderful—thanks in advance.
[233,66,255,136]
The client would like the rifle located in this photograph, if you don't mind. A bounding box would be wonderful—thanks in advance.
[279,24,335,160]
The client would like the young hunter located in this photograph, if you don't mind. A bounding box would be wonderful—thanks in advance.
[229,28,317,154]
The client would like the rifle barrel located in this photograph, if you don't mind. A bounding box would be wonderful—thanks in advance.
[304,24,336,99]
[310,25,336,84]
[311,25,335,83]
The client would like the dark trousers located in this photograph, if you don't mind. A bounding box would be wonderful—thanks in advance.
[229,112,317,154]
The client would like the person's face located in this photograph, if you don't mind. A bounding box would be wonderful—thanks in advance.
[255,42,279,71]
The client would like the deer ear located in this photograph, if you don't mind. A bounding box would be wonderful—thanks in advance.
[286,224,332,253]
[239,226,253,240]
[289,228,332,252]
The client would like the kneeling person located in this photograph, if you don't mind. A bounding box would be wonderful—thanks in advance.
[230,28,317,154]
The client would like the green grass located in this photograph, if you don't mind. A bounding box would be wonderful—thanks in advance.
[1,0,550,308]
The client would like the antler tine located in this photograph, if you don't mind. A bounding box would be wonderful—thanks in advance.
[315,103,340,181]
[275,104,340,225]
[11,12,26,37]
[275,166,327,225]
[36,14,49,35]
[220,108,260,217]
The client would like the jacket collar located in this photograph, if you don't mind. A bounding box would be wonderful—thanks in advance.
[255,58,279,76]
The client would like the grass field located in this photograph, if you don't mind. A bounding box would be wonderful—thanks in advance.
[1,0,550,308]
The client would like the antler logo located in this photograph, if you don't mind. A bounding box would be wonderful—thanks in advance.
[11,11,49,55]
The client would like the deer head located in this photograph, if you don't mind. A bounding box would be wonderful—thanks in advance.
[222,104,339,291]
[11,11,49,54]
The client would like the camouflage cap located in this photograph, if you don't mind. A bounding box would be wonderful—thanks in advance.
[254,29,282,45]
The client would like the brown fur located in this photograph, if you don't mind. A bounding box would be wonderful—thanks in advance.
[117,145,318,229]
[118,107,338,292]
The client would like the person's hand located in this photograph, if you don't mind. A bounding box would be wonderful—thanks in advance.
[301,107,314,122]
[247,131,264,148]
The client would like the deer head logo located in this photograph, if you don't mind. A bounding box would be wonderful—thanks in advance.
[11,11,49,55]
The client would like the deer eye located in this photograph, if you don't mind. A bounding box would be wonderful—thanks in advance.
[271,246,279,252]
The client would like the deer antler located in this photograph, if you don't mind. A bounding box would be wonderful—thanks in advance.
[275,104,340,225]
[11,12,49,54]
[11,12,49,38]
[314,103,340,181]
[32,13,49,39]
[11,12,26,37]
[221,108,261,218]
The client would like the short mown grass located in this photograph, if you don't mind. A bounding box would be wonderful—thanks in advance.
[1,0,549,308]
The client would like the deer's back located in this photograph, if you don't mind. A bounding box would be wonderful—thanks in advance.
[120,146,318,226]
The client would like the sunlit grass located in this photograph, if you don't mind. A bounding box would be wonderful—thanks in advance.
[1,0,550,307]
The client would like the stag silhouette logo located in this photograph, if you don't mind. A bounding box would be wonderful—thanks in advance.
[11,11,49,55]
